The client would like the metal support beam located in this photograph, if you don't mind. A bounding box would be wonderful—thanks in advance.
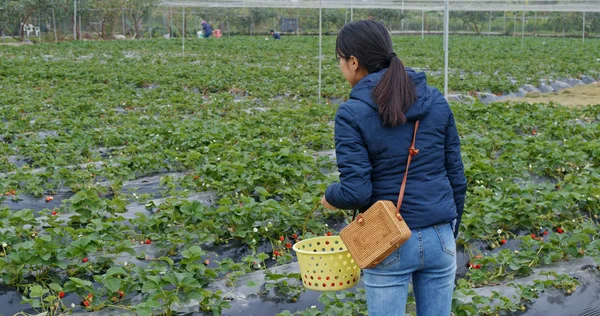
[443,0,449,97]
[421,10,424,39]
[318,0,323,104]
[583,12,586,43]
[182,6,185,57]
[73,0,76,40]
[521,11,525,48]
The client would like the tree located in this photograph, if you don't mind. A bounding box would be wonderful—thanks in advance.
[125,0,158,38]
[0,0,51,40]
[454,11,487,34]
[84,0,124,39]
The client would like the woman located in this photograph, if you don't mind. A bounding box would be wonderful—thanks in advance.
[321,20,467,315]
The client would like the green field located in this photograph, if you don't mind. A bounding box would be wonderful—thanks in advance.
[0,36,599,315]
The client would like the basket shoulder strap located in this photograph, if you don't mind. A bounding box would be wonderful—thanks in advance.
[396,120,420,213]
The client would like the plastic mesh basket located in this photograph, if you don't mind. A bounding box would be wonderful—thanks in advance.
[293,235,360,291]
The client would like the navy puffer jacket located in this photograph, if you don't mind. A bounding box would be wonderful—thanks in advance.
[325,68,467,236]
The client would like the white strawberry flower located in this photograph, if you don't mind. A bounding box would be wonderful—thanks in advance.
[253,228,258,233]
[497,229,502,234]
[1,243,7,248]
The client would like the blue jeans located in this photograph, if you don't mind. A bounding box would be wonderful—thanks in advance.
[363,223,457,316]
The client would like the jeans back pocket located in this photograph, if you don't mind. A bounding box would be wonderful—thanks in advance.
[434,223,456,256]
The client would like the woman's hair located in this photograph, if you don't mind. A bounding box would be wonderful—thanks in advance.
[336,20,416,126]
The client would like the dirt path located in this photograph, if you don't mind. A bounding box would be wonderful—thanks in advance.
[505,81,600,107]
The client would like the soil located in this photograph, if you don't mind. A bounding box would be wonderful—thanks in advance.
[506,81,600,107]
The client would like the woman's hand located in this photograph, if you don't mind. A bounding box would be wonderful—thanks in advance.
[321,196,337,210]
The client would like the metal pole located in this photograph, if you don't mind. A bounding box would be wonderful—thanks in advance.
[421,10,424,39]
[513,13,516,36]
[78,9,81,40]
[521,11,525,48]
[582,12,585,43]
[122,8,125,36]
[52,3,57,42]
[443,0,449,97]
[401,0,404,30]
[318,0,322,104]
[503,11,506,34]
[73,0,76,40]
[350,0,353,21]
[182,6,185,57]
[488,11,492,34]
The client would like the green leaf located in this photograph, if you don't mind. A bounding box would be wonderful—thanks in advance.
[255,186,270,197]
[29,285,48,298]
[141,281,159,293]
[104,277,121,293]
[48,283,63,292]
[106,267,128,277]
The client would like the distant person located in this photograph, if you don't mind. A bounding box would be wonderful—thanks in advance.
[201,20,212,38]
[269,30,281,40]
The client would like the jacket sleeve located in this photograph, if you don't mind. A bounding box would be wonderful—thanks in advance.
[325,105,372,210]
[445,109,467,238]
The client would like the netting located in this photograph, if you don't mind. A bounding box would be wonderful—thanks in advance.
[159,1,600,12]
[2,0,599,98]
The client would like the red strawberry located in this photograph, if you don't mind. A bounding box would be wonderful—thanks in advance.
[285,243,292,249]
[87,293,93,299]
[476,264,482,269]
[82,257,89,263]
[501,239,506,245]
[326,232,332,236]
[45,196,54,203]
[578,249,584,255]
[145,239,151,244]
[51,210,57,216]
[273,250,280,257]
[193,175,200,180]
[532,130,537,135]
[292,233,298,239]
[203,259,210,265]
[279,236,285,241]
[531,233,536,239]
[82,300,90,307]
[543,230,549,236]
[58,291,65,298]
[557,227,564,234]
[118,290,125,298]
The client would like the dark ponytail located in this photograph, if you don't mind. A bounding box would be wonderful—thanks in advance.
[336,20,416,126]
